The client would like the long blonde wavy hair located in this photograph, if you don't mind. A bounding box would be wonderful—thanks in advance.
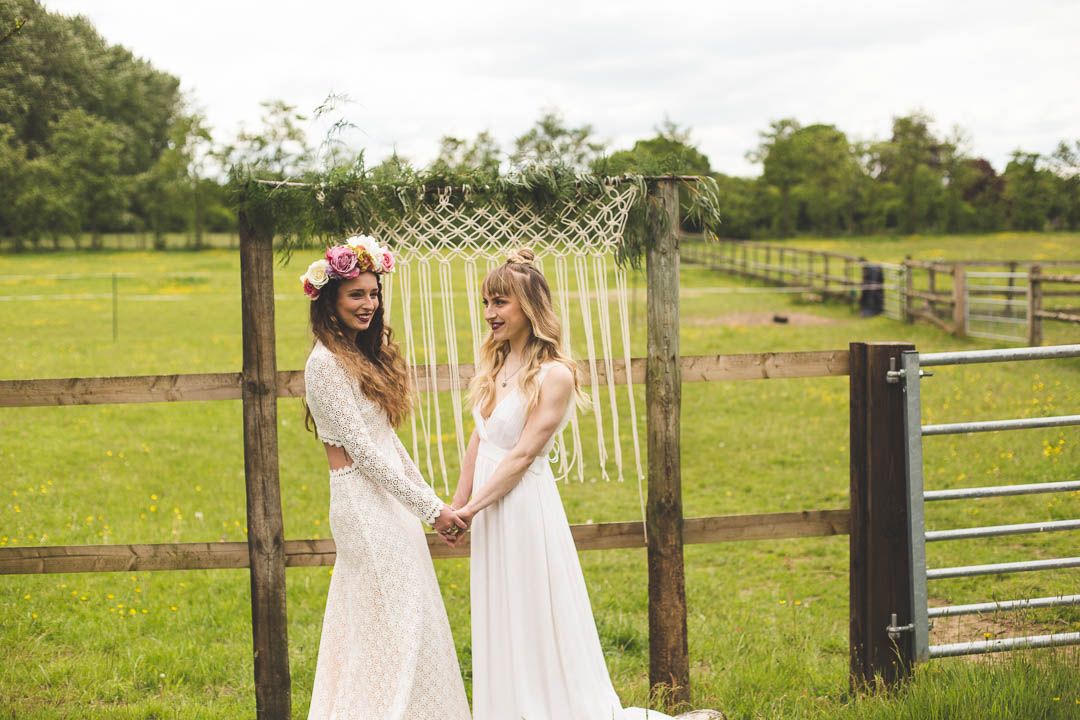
[304,272,413,429]
[469,248,587,418]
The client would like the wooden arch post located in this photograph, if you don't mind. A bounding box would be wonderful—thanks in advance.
[646,179,691,705]
[238,209,292,719]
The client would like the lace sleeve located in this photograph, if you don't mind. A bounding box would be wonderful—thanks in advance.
[306,352,444,525]
[392,432,432,491]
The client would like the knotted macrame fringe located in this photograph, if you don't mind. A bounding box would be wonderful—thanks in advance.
[366,182,644,527]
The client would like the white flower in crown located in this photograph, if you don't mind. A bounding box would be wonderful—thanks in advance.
[305,259,330,288]
[346,234,379,257]
[369,245,387,270]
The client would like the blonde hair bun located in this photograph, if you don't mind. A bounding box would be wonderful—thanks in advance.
[506,247,536,266]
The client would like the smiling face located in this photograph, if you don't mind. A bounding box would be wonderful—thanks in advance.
[334,272,380,336]
[483,290,531,347]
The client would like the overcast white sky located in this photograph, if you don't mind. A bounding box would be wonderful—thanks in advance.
[45,0,1080,176]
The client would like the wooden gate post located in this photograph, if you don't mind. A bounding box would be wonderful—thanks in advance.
[646,179,690,706]
[849,342,916,688]
[239,210,291,719]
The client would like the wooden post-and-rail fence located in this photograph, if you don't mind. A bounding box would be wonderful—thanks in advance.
[1,183,926,716]
[683,238,1080,344]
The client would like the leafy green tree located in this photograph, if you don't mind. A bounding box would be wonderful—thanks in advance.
[1049,140,1080,230]
[603,119,711,176]
[236,100,312,178]
[790,124,862,235]
[1,13,26,45]
[0,123,24,247]
[0,1,180,170]
[49,108,126,248]
[748,119,802,237]
[876,112,946,233]
[1003,151,1053,231]
[138,115,197,249]
[511,109,604,170]
[602,119,712,231]
[13,154,78,248]
[432,130,501,175]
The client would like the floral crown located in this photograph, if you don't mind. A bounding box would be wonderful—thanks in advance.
[300,235,396,300]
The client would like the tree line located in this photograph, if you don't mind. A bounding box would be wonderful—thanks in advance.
[2,1,1078,251]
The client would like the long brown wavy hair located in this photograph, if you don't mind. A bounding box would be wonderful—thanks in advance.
[304,272,413,429]
[469,248,587,418]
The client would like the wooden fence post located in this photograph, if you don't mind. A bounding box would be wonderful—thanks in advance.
[1027,264,1043,346]
[239,210,292,719]
[647,179,690,706]
[952,265,967,337]
[849,342,916,688]
[903,257,914,323]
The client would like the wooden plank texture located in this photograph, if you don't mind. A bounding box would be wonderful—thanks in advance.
[647,179,690,705]
[0,510,852,574]
[848,342,916,688]
[0,352,851,408]
[238,215,291,719]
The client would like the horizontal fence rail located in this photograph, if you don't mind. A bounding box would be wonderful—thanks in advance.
[922,414,1080,436]
[929,594,1080,619]
[930,632,1080,659]
[0,509,851,574]
[924,519,1080,542]
[927,556,1080,580]
[919,344,1080,366]
[924,480,1080,501]
[0,350,851,407]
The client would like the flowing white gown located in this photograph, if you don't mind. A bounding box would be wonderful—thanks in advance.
[470,362,674,720]
[304,341,471,720]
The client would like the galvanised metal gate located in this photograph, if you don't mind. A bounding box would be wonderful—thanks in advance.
[892,344,1080,660]
[965,270,1029,343]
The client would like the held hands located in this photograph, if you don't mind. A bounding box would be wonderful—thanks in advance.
[433,504,469,547]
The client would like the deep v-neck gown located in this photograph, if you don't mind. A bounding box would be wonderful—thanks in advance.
[470,363,672,720]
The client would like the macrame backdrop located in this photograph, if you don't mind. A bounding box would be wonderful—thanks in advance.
[366,180,645,522]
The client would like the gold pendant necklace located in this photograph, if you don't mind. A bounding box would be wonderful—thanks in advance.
[501,361,523,388]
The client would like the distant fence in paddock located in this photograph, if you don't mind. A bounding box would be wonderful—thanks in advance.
[682,237,1080,344]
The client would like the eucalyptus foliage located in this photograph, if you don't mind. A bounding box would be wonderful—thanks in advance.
[229,158,723,268]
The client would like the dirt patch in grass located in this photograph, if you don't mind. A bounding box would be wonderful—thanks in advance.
[928,596,1076,657]
[688,311,846,327]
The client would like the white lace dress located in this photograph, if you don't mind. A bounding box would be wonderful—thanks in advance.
[470,363,672,720]
[304,341,470,720]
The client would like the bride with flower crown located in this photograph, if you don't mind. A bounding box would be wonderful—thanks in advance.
[447,248,673,720]
[299,235,470,720]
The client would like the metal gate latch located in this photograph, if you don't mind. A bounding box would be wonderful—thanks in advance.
[886,612,914,640]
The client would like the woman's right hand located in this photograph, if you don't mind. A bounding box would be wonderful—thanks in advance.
[433,504,468,540]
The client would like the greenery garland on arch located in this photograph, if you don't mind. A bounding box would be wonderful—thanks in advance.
[228,159,723,268]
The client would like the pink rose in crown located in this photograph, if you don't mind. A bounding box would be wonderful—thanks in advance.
[382,251,395,272]
[326,245,360,279]
[303,278,320,299]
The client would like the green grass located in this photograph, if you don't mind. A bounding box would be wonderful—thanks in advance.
[761,231,1080,265]
[1,232,1079,718]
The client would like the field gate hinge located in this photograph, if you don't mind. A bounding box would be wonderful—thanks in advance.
[886,357,934,384]
[886,612,915,640]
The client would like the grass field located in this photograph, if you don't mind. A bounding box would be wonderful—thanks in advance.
[1,232,1079,719]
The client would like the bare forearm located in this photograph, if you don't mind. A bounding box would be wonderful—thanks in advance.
[452,430,480,509]
[465,451,534,514]
[452,474,473,508]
